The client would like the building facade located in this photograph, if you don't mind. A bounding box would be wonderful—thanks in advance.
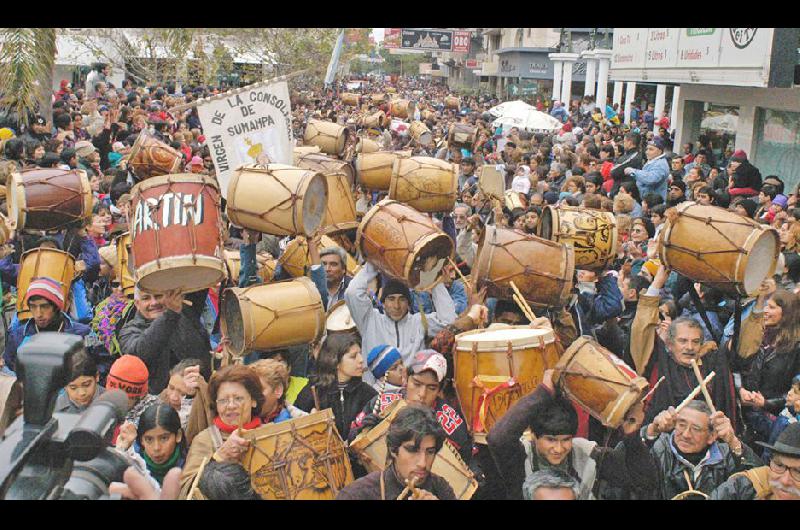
[610,28,800,193]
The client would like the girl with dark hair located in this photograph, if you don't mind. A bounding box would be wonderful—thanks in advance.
[24,140,45,167]
[737,284,800,449]
[294,332,376,438]
[135,404,187,485]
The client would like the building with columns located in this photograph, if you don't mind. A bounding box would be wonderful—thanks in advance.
[610,28,800,192]
[476,28,613,104]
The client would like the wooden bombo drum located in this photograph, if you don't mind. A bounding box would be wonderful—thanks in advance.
[357,199,453,291]
[226,164,328,237]
[130,174,225,293]
[128,129,184,180]
[538,205,618,271]
[473,226,574,308]
[8,168,92,231]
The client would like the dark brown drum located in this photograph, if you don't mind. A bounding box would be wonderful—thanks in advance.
[448,123,477,150]
[127,130,184,180]
[7,168,92,231]
[473,226,574,308]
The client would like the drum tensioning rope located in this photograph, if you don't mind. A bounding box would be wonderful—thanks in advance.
[227,167,312,235]
[22,176,90,230]
[305,126,346,155]
[239,297,322,353]
[662,212,757,283]
[248,418,345,497]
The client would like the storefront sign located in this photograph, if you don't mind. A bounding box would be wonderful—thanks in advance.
[394,29,471,53]
[610,28,795,88]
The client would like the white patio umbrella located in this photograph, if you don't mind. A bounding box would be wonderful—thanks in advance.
[491,108,563,133]
[488,99,534,118]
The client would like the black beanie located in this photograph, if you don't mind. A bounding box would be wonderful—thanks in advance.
[380,278,411,303]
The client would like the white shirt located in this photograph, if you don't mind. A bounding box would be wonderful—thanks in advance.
[511,174,531,194]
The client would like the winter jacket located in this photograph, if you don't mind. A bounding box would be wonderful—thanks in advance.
[709,466,773,500]
[118,289,211,394]
[344,262,456,385]
[294,377,377,441]
[487,383,658,500]
[641,429,762,499]
[610,149,643,185]
[630,154,670,200]
[336,466,456,500]
[742,338,800,414]
[3,314,92,373]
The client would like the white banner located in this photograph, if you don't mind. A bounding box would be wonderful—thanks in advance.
[197,80,293,199]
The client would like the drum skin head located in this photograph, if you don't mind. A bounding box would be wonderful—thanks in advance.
[221,290,245,354]
[538,206,554,240]
[302,173,327,236]
[744,231,779,295]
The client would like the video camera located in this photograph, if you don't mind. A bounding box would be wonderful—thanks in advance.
[0,333,131,500]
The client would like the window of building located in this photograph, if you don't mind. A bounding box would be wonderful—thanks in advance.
[699,104,739,164]
[754,108,800,196]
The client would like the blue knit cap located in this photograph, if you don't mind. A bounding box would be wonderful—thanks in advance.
[366,344,402,380]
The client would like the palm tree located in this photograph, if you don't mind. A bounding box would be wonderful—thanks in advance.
[0,28,57,129]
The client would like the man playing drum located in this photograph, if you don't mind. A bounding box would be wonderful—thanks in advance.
[629,264,738,427]
[349,350,472,465]
[344,262,456,385]
[337,404,456,500]
[634,400,761,499]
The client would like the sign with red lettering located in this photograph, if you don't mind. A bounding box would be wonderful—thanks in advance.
[453,31,471,53]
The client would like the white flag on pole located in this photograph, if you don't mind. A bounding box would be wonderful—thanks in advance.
[197,80,294,199]
[325,29,345,87]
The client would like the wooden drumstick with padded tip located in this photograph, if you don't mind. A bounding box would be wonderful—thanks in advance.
[690,359,717,414]
[675,372,716,413]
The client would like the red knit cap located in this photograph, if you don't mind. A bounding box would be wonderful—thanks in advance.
[107,355,149,398]
[25,277,65,311]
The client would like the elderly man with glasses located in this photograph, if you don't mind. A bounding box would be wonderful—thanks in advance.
[710,423,800,500]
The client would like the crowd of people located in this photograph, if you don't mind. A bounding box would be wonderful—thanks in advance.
[0,62,799,501]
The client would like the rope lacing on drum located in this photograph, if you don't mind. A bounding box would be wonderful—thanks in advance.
[246,416,345,498]
[22,174,89,230]
[238,290,322,353]
[479,232,570,305]
[393,159,458,202]
[227,166,313,235]
[661,211,757,285]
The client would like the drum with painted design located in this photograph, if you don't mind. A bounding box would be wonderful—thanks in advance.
[130,173,224,293]
[454,325,561,442]
[127,129,184,180]
[537,205,618,271]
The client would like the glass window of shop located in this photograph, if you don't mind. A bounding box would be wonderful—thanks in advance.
[699,104,738,166]
[754,108,800,198]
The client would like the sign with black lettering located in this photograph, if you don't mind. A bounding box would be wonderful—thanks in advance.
[197,80,293,198]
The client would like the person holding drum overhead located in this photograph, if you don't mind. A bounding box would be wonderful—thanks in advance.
[344,262,456,386]
[629,264,738,427]
[118,287,211,395]
[3,277,92,373]
[337,404,456,500]
[487,368,659,500]
[350,350,472,466]
[179,365,265,499]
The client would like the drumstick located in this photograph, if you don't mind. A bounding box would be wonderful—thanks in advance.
[675,372,716,413]
[690,359,717,414]
[396,475,420,500]
[509,281,536,321]
[187,456,209,500]
[512,293,536,323]
[237,401,246,437]
[182,299,193,306]
[447,257,470,290]
[642,376,666,403]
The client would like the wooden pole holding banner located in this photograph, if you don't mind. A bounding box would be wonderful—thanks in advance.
[167,69,309,114]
